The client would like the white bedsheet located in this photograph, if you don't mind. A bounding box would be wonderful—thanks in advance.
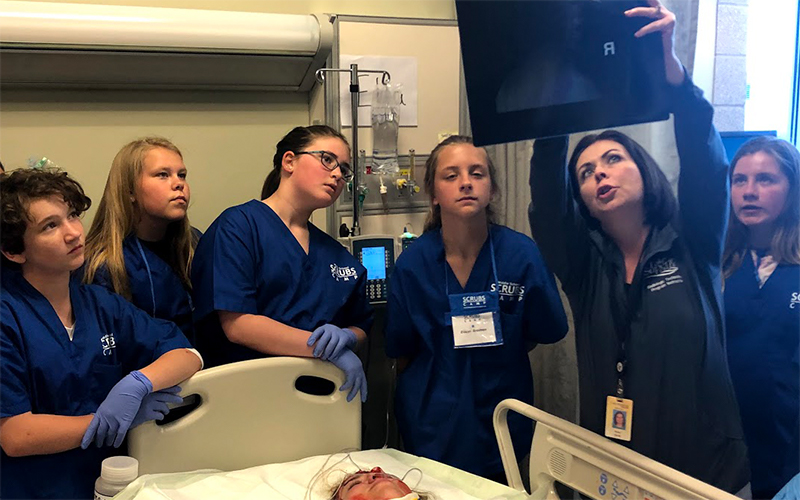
[115,449,529,500]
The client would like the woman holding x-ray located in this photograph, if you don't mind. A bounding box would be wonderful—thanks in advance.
[528,1,749,494]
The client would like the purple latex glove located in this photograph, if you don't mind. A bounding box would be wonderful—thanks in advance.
[329,350,367,403]
[81,370,152,449]
[307,324,357,361]
[131,385,184,428]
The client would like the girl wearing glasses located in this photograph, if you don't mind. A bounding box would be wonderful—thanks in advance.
[191,125,372,403]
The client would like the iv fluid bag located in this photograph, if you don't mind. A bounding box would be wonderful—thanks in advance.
[372,84,402,175]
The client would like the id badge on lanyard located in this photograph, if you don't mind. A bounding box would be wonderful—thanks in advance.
[445,232,504,349]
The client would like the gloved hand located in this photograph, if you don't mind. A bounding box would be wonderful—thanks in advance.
[307,324,357,361]
[328,350,367,403]
[81,370,152,449]
[130,385,184,429]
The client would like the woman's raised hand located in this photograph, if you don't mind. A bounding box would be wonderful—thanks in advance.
[625,0,685,86]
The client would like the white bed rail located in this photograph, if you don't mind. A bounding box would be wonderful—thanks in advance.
[129,357,360,475]
[493,399,740,500]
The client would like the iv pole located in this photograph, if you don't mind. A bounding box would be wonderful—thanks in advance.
[316,64,390,237]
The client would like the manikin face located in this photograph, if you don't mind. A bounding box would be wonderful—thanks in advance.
[731,151,790,233]
[336,467,413,500]
[4,195,85,275]
[574,140,645,220]
[135,147,190,229]
[432,143,493,222]
[286,136,350,209]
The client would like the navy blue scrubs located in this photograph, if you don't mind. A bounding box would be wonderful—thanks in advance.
[385,225,568,478]
[93,235,194,339]
[0,269,193,499]
[191,200,373,367]
[726,256,800,498]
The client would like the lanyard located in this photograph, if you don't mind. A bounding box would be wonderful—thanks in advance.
[604,232,652,399]
[134,238,158,316]
[444,229,499,296]
[134,238,194,317]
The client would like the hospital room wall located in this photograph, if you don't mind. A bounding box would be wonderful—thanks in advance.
[0,0,457,233]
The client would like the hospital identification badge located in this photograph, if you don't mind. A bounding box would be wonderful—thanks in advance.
[605,396,633,442]
[448,291,503,348]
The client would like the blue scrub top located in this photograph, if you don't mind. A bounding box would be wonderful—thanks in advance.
[726,256,800,498]
[92,235,194,339]
[0,269,192,499]
[385,225,568,477]
[191,200,373,367]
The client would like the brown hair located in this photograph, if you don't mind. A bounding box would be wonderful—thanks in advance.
[83,137,195,298]
[422,135,500,232]
[567,129,677,230]
[1,167,91,264]
[723,136,800,278]
[261,125,350,199]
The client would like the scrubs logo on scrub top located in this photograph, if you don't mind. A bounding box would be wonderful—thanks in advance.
[462,295,488,309]
[791,292,800,309]
[330,263,358,282]
[490,281,526,302]
[100,333,116,356]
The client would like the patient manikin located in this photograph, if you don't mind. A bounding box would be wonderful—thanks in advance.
[331,467,422,500]
[307,454,428,500]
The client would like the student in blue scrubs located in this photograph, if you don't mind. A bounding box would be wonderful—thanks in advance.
[192,125,372,402]
[723,136,800,499]
[83,137,198,338]
[385,136,568,481]
[0,168,202,499]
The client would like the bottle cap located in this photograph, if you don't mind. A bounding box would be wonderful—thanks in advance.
[101,456,139,483]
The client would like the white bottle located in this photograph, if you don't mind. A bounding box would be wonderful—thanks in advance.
[94,456,139,500]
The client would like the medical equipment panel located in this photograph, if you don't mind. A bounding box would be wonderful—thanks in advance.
[350,236,396,304]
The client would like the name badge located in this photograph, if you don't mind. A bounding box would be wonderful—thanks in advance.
[605,396,633,442]
[448,291,503,348]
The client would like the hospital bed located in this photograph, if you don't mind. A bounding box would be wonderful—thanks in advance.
[125,358,741,500]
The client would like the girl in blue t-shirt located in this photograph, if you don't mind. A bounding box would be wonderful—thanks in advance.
[724,136,800,499]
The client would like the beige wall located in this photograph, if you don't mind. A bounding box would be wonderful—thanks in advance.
[0,1,456,232]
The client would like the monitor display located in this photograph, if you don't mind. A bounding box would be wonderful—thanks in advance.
[456,0,671,146]
[361,247,387,280]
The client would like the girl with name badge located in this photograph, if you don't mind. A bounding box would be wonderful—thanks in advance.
[83,137,199,339]
[191,125,372,402]
[0,168,202,499]
[723,137,800,499]
[385,136,568,481]
[528,2,749,493]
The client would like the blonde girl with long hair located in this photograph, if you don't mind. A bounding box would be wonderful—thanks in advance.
[83,137,198,337]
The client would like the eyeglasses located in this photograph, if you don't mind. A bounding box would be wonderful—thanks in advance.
[294,150,353,182]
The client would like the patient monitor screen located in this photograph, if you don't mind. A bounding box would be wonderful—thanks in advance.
[362,247,387,280]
